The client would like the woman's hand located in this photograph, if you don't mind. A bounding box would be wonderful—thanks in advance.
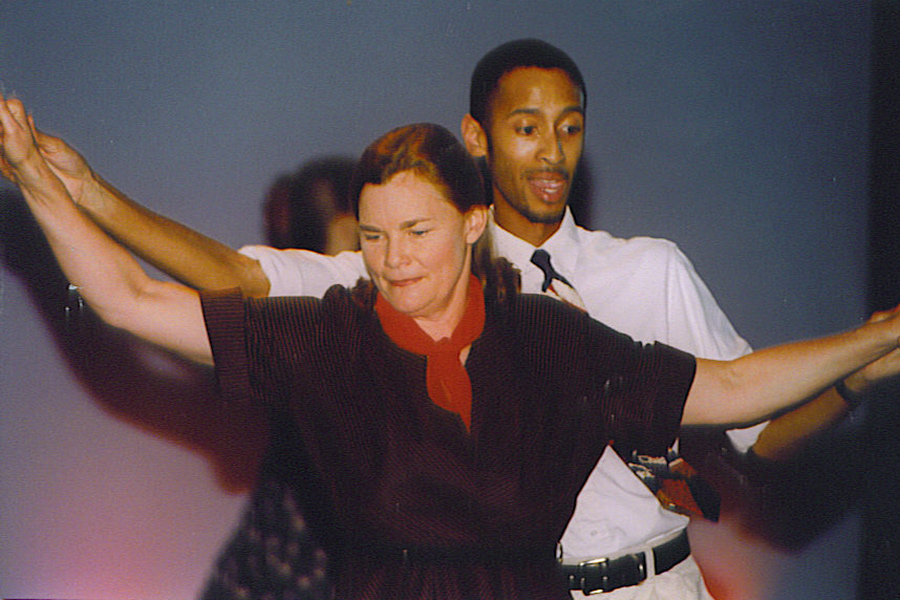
[1,92,213,365]
[0,94,44,187]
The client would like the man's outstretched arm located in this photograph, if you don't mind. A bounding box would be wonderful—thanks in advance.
[36,130,271,297]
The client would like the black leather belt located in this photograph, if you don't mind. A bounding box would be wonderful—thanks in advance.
[560,529,690,594]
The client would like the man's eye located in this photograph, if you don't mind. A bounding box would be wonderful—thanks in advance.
[362,233,381,242]
[518,125,536,135]
[410,229,429,237]
[562,124,582,135]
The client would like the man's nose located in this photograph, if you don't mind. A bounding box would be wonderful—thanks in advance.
[538,130,565,165]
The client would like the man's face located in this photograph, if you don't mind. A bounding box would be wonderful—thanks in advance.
[483,67,584,227]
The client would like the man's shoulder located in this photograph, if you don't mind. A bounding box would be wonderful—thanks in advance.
[238,244,365,267]
[569,225,686,268]
[573,223,678,250]
[238,245,367,297]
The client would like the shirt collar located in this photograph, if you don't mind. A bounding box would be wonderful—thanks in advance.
[489,207,581,276]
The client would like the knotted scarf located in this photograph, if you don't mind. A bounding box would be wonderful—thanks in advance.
[374,274,485,430]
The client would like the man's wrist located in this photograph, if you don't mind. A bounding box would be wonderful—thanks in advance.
[74,173,107,212]
[835,379,864,410]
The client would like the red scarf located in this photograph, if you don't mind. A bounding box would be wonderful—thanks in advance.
[375,275,485,430]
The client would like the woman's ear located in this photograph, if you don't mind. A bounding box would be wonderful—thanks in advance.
[461,114,489,159]
[464,205,489,244]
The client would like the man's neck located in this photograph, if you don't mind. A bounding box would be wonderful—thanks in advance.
[492,200,563,247]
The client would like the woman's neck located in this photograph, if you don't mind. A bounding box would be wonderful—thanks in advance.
[413,262,475,341]
[413,290,469,341]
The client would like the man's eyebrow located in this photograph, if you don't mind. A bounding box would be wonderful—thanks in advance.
[358,223,382,232]
[506,105,584,119]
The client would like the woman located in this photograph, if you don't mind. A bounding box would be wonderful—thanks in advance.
[2,97,899,599]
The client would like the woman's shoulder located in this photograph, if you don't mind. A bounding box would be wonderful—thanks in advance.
[320,280,378,333]
[492,290,595,341]
[213,283,371,345]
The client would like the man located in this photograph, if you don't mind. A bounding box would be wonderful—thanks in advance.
[36,39,864,599]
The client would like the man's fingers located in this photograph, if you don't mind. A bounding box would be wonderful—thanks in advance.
[36,129,62,154]
[868,302,900,324]
[27,114,39,139]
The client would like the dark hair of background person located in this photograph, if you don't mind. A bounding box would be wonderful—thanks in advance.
[264,156,356,252]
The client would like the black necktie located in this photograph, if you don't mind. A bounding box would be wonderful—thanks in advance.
[530,249,587,311]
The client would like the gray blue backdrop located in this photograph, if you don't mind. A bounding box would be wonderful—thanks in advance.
[0,2,874,599]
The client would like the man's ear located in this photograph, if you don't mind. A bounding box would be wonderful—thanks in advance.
[464,205,489,244]
[461,114,489,159]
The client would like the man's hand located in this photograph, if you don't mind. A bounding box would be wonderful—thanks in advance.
[845,303,900,394]
[35,128,95,206]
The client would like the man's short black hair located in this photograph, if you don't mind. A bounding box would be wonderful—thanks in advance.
[469,38,587,127]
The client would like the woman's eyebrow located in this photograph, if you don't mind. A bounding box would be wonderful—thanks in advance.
[400,218,431,229]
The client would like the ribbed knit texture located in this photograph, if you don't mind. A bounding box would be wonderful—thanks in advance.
[200,285,696,600]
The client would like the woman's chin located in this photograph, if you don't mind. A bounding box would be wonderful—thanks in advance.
[383,292,426,318]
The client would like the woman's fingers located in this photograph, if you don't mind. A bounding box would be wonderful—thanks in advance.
[0,95,39,169]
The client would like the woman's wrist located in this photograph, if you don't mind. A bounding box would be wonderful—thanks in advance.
[11,153,50,187]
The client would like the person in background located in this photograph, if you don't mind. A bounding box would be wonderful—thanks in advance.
[264,156,358,255]
[24,40,876,599]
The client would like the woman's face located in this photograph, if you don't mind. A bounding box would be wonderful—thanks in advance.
[358,170,486,329]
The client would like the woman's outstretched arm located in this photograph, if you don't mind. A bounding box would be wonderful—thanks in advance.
[0,95,213,365]
[684,311,900,427]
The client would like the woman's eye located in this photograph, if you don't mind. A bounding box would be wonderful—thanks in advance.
[518,125,536,135]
